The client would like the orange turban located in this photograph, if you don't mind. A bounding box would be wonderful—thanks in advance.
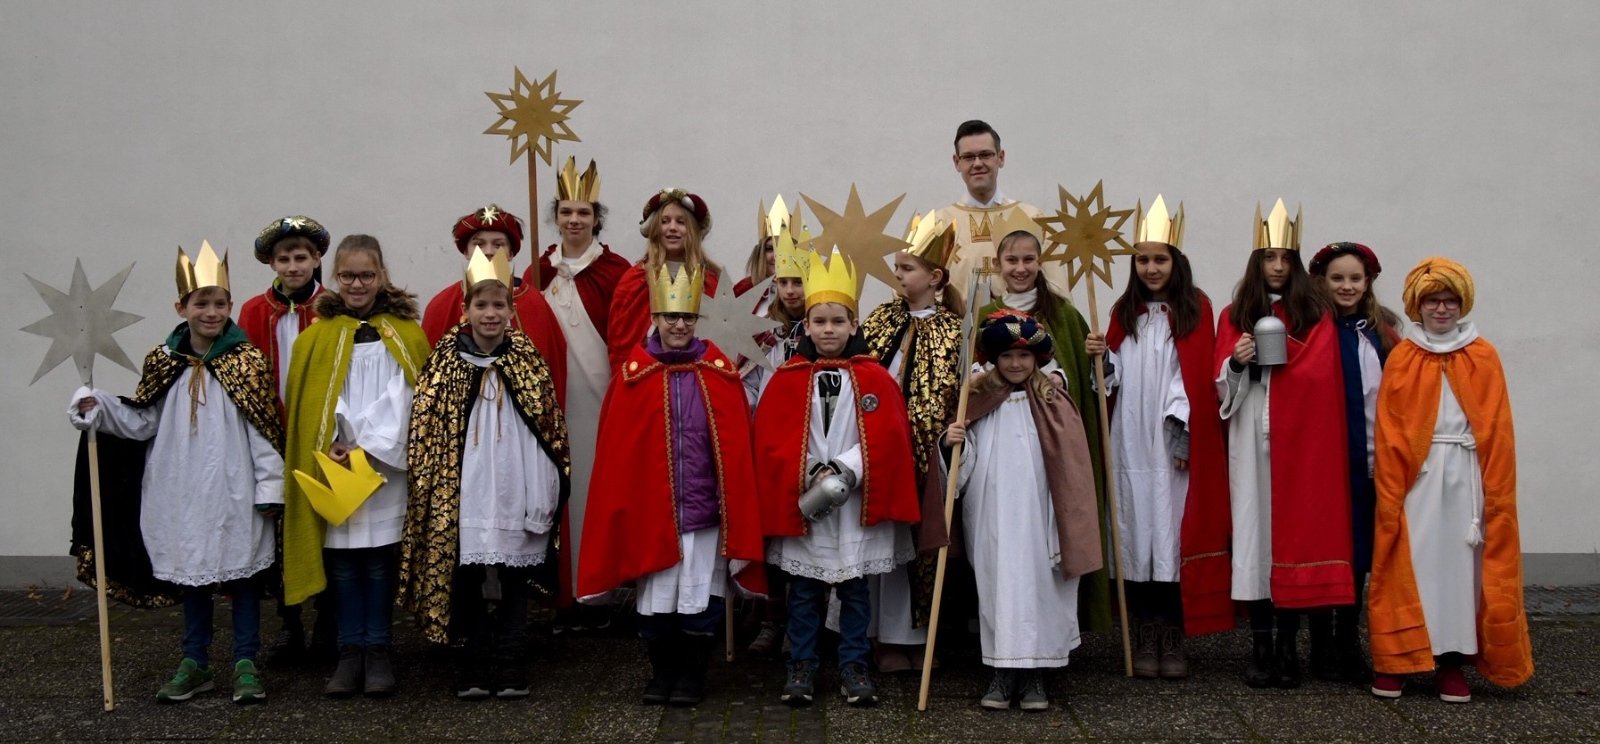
[1402,257,1475,322]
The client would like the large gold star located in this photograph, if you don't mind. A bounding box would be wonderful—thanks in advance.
[21,260,142,385]
[1034,181,1136,291]
[800,185,907,296]
[483,67,583,166]
[697,276,782,371]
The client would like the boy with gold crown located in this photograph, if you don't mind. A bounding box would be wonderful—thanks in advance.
[67,243,284,705]
[399,247,570,700]
[755,248,923,708]
[578,263,766,707]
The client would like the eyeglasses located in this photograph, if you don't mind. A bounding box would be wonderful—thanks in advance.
[1420,297,1462,310]
[336,271,379,286]
[957,150,998,165]
[658,313,698,326]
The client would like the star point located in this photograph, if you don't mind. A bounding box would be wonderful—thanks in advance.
[697,277,782,371]
[1034,181,1136,292]
[21,260,142,386]
[484,67,583,166]
[800,185,908,297]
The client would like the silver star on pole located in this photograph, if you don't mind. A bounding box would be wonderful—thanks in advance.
[698,277,782,371]
[21,260,142,385]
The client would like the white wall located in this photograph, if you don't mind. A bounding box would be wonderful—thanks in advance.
[3,1,1595,572]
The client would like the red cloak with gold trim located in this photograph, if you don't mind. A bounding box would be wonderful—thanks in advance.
[1367,335,1531,687]
[531,243,632,332]
[754,354,921,537]
[238,283,325,394]
[421,281,568,407]
[1215,303,1354,609]
[1106,294,1233,636]
[577,340,767,599]
[606,263,720,374]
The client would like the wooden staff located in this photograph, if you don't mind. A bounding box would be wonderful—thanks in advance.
[87,413,115,710]
[1083,278,1134,677]
[525,156,541,286]
[725,584,736,661]
[916,259,993,711]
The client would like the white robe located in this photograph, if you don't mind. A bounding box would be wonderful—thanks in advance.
[324,339,411,549]
[1402,321,1485,656]
[1103,303,1191,582]
[744,323,802,408]
[274,306,303,402]
[544,243,612,585]
[1216,344,1274,601]
[768,369,915,583]
[457,353,561,567]
[636,527,729,616]
[954,390,1081,668]
[68,363,283,587]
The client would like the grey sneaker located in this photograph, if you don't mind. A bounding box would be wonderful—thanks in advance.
[156,658,215,703]
[781,660,817,707]
[838,663,878,707]
[1017,670,1048,711]
[231,659,266,704]
[979,669,1014,710]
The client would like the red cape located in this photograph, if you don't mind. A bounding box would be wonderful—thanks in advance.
[237,283,325,395]
[422,281,568,408]
[531,243,633,332]
[606,263,720,374]
[1215,303,1354,609]
[753,354,922,537]
[733,276,755,296]
[1106,295,1233,636]
[577,340,767,599]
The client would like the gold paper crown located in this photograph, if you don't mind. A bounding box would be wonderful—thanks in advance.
[1135,194,1186,249]
[901,211,959,269]
[1253,199,1302,251]
[463,246,513,290]
[773,225,812,280]
[991,206,1044,245]
[804,247,858,314]
[555,156,601,203]
[175,241,231,299]
[648,264,704,314]
[292,450,386,527]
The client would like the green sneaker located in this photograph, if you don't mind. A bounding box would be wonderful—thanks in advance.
[156,658,215,703]
[231,659,266,704]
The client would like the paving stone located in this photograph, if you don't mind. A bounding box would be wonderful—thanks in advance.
[1231,694,1426,741]
[1068,693,1248,739]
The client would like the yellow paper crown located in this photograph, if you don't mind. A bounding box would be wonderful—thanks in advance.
[176,241,231,299]
[804,247,858,314]
[991,205,1044,245]
[648,264,704,314]
[1135,194,1186,249]
[463,246,513,290]
[555,156,601,203]
[901,211,959,269]
[292,449,385,527]
[1253,199,1302,251]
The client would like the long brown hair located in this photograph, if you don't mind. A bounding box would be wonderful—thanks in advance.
[1310,249,1402,352]
[1111,243,1202,341]
[996,230,1067,322]
[1230,249,1327,335]
[901,252,965,318]
[744,237,774,285]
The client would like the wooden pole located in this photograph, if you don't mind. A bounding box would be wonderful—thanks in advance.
[725,586,736,662]
[526,156,541,286]
[86,423,115,710]
[1084,280,1134,677]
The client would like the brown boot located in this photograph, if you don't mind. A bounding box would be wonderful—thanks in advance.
[1158,623,1189,679]
[1133,622,1160,679]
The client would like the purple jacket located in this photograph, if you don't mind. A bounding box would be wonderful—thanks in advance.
[647,334,720,533]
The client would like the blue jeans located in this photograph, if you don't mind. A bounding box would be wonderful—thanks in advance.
[325,545,397,648]
[787,575,870,668]
[636,596,724,641]
[181,578,262,668]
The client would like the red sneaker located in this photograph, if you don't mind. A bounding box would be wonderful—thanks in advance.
[1370,672,1404,699]
[1436,664,1472,703]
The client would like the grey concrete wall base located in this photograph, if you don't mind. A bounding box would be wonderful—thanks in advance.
[0,556,77,590]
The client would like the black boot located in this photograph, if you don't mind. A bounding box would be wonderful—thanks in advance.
[1333,607,1370,686]
[1245,631,1276,688]
[266,606,307,667]
[642,638,678,705]
[1308,611,1338,681]
[668,634,713,707]
[1275,613,1303,689]
[324,645,364,698]
[308,595,339,664]
[363,645,396,697]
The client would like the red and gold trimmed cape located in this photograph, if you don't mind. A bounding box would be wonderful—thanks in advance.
[754,354,922,537]
[577,341,766,600]
[238,283,325,396]
[1214,304,1354,609]
[605,263,720,375]
[1367,335,1531,687]
[1106,294,1233,636]
[420,281,568,408]
[531,243,632,333]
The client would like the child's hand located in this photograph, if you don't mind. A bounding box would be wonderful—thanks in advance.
[1174,457,1189,471]
[327,442,352,466]
[808,465,839,488]
[76,397,98,414]
[1232,333,1256,365]
[944,421,967,447]
[1085,332,1106,356]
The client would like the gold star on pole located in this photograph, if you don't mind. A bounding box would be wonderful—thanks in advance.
[483,67,583,166]
[21,260,142,385]
[697,276,782,371]
[800,185,908,297]
[1034,181,1136,292]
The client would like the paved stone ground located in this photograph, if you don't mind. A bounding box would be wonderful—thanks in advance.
[1,587,1597,742]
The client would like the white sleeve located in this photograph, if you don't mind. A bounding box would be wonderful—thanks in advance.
[1100,350,1122,391]
[248,422,285,507]
[937,437,977,495]
[830,443,864,487]
[339,372,414,471]
[1215,358,1251,420]
[524,444,560,535]
[67,386,160,440]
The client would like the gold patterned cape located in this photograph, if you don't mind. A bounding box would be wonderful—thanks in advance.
[397,326,570,644]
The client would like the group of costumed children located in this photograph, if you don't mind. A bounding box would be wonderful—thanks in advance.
[64,162,1530,711]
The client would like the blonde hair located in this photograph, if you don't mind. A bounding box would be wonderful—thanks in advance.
[644,205,724,277]
[970,366,1057,403]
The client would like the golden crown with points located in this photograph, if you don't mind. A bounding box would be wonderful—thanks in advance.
[901,211,959,269]
[1135,194,1186,249]
[463,246,513,290]
[648,264,704,314]
[969,212,993,243]
[176,241,231,299]
[555,156,601,203]
[804,247,858,314]
[1253,199,1302,251]
[990,205,1044,245]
